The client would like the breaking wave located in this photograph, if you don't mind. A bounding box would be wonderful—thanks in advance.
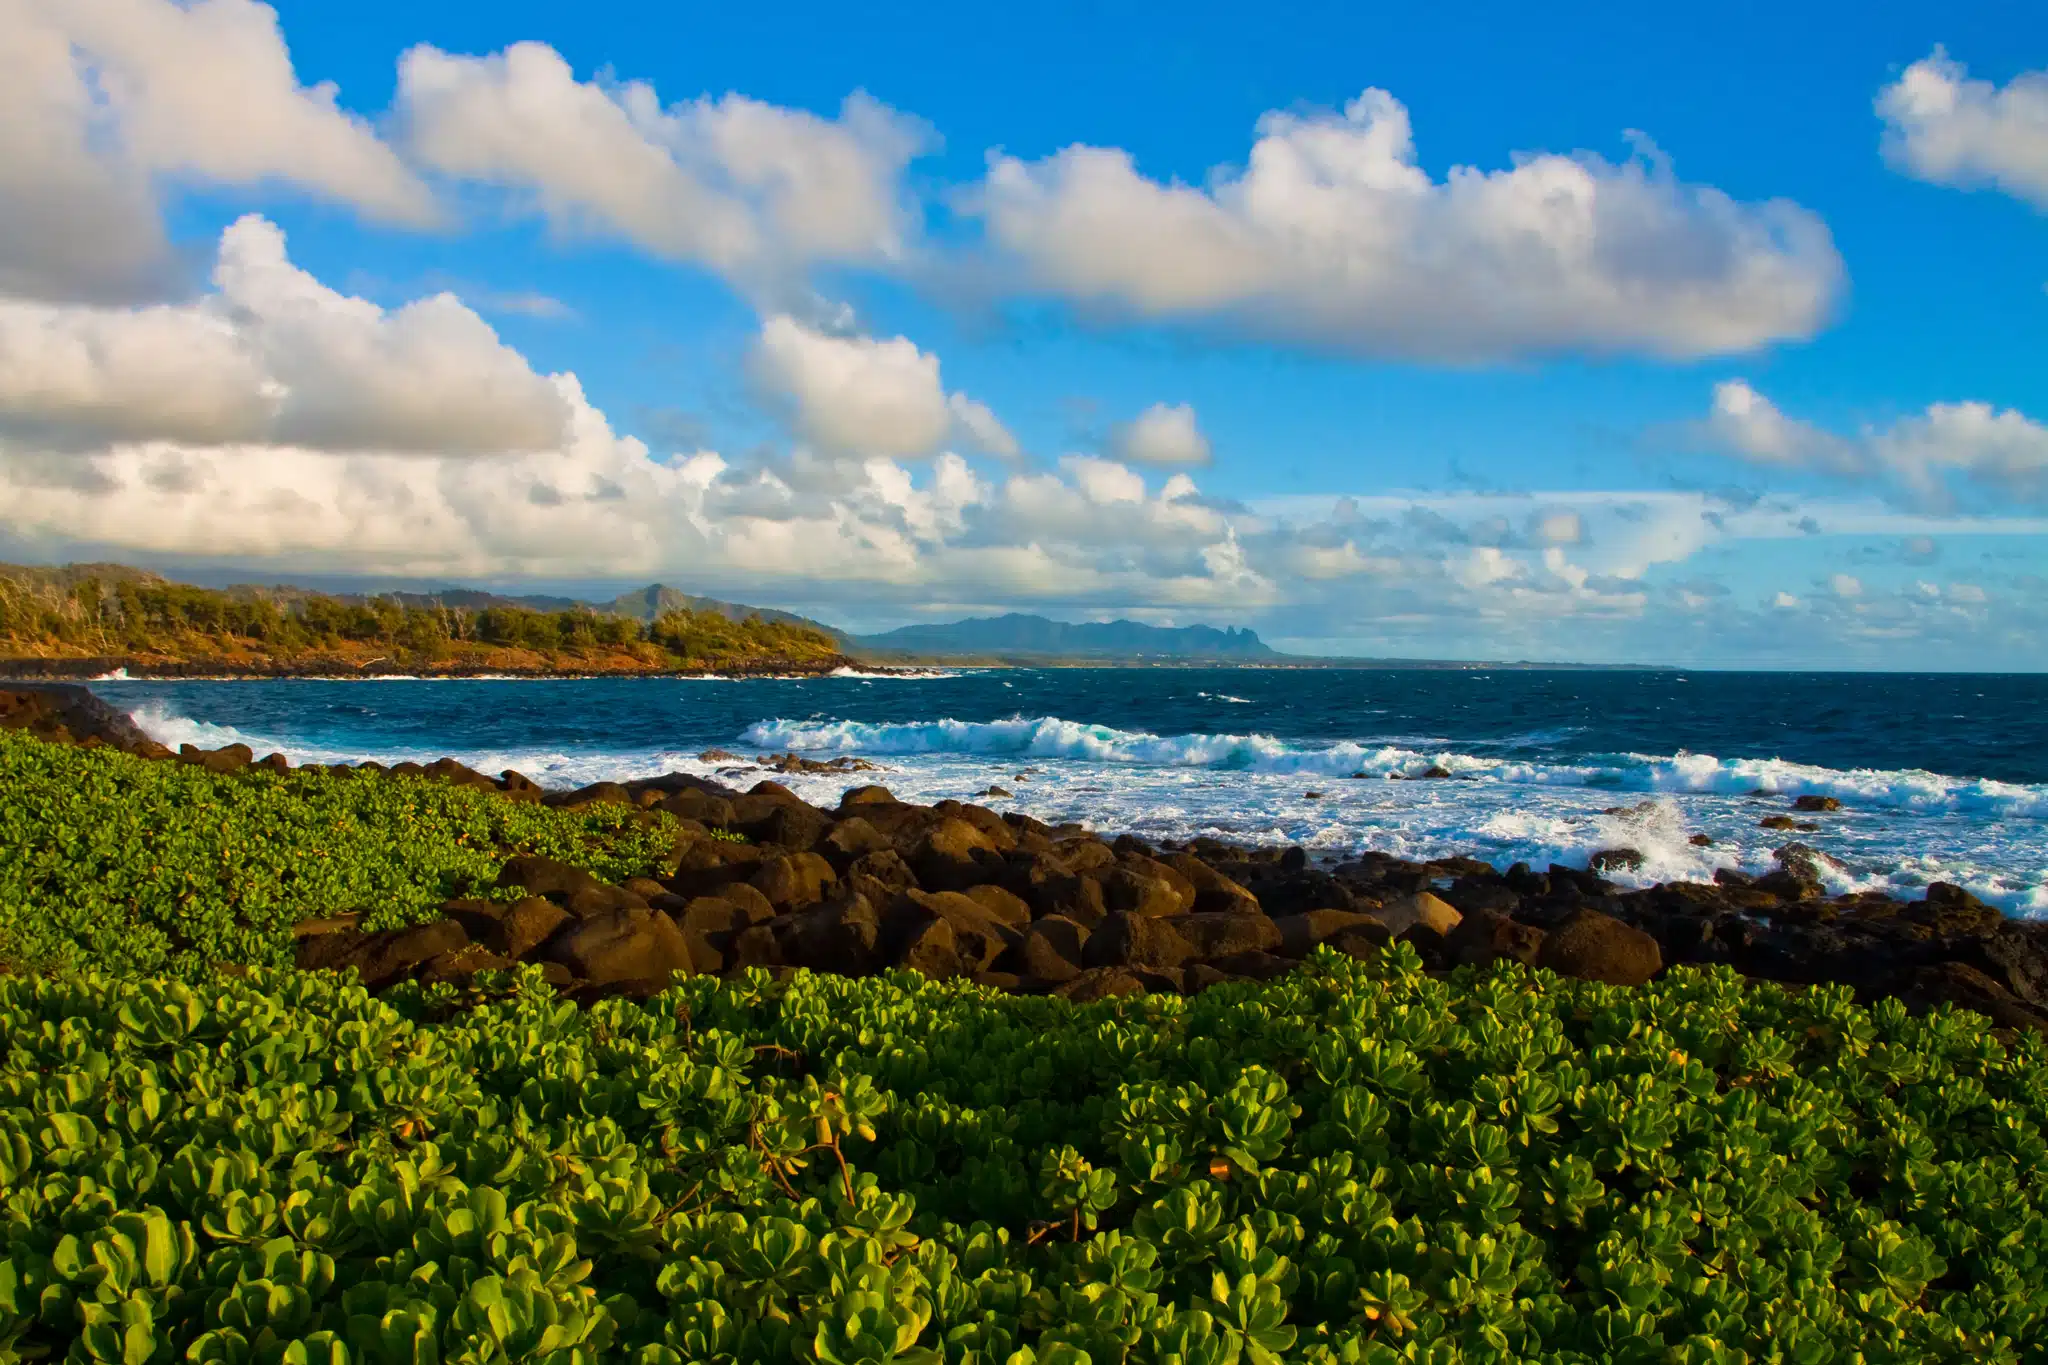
[740,714,2048,819]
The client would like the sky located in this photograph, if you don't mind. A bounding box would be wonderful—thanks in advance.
[1,0,2046,667]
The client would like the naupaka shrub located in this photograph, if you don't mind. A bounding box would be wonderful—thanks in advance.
[4,944,2046,1364]
[0,729,679,977]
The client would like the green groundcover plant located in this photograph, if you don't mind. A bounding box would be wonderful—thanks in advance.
[0,730,679,976]
[5,948,2045,1364]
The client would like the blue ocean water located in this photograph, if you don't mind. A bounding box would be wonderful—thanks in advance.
[92,668,2048,914]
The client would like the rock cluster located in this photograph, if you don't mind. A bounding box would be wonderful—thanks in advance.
[9,687,2042,1032]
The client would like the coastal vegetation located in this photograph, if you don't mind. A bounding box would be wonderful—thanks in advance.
[0,728,681,978]
[5,697,2048,1361]
[0,565,846,676]
[2,951,2043,1362]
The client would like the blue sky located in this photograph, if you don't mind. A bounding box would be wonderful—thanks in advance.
[2,0,2045,666]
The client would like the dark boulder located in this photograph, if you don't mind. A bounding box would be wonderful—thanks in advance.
[491,897,571,959]
[749,852,838,911]
[1536,910,1662,987]
[1017,916,1090,983]
[1083,912,1194,973]
[1054,967,1148,1003]
[1588,848,1645,875]
[1444,908,1546,970]
[777,893,883,974]
[1274,909,1385,957]
[1793,795,1843,812]
[1174,912,1282,960]
[544,906,694,987]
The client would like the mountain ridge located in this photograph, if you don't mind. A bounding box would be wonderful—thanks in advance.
[852,612,1280,659]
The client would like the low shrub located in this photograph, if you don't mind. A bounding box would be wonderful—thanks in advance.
[0,730,678,976]
[2,947,2043,1362]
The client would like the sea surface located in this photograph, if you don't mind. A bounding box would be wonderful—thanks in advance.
[88,668,2048,915]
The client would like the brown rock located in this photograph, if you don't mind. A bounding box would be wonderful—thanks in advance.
[1792,794,1843,812]
[899,889,1019,970]
[1019,856,1108,926]
[778,893,883,973]
[1175,912,1282,959]
[492,897,571,959]
[1274,909,1384,957]
[1083,912,1194,972]
[1375,891,1462,938]
[839,784,898,809]
[417,944,517,984]
[1759,815,1819,832]
[564,883,650,919]
[1444,907,1547,970]
[1902,962,2047,1034]
[749,852,838,911]
[1325,925,1393,962]
[1536,909,1663,986]
[1162,853,1263,915]
[753,803,829,851]
[823,817,891,861]
[1101,867,1186,918]
[912,818,1003,890]
[898,917,963,979]
[677,895,773,936]
[1018,915,1090,983]
[1054,967,1148,1003]
[545,906,695,987]
[1210,949,1297,982]
[726,924,783,970]
[961,883,1032,928]
[847,848,919,892]
[496,856,605,902]
[660,789,736,828]
[337,919,471,989]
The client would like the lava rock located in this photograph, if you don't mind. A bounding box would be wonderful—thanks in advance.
[1083,912,1195,973]
[1536,910,1663,986]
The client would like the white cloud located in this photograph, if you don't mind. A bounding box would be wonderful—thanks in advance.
[966,87,1841,360]
[947,393,1021,460]
[1111,401,1213,466]
[395,41,928,293]
[750,315,1014,460]
[0,0,433,304]
[1773,591,1800,608]
[1878,49,2048,209]
[0,216,572,454]
[1706,379,2048,508]
[1829,572,1863,598]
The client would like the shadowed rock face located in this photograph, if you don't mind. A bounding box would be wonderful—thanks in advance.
[12,692,2038,1032]
[0,685,159,752]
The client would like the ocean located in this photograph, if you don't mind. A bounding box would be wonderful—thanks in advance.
[90,668,2048,915]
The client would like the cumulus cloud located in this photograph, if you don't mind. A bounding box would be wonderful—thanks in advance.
[1878,49,2048,209]
[0,0,433,304]
[0,216,573,453]
[1706,379,2048,509]
[749,315,1015,460]
[965,88,1841,361]
[395,41,929,294]
[1111,402,1213,466]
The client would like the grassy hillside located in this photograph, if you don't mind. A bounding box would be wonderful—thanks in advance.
[0,564,847,675]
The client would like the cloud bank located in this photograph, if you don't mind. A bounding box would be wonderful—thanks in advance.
[966,88,1842,361]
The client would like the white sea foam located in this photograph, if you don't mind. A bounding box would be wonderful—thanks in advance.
[118,699,2048,917]
[740,714,2048,819]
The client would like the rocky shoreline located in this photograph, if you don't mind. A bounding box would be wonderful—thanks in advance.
[7,683,2046,1032]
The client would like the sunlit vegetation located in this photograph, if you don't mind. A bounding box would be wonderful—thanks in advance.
[3,948,2044,1362]
[0,565,844,673]
[0,729,679,977]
